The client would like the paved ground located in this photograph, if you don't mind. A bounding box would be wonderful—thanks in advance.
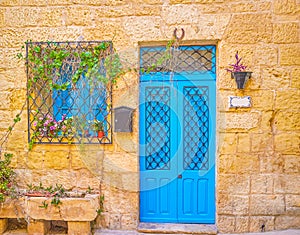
[220,229,300,235]
[94,229,300,235]
[3,228,300,235]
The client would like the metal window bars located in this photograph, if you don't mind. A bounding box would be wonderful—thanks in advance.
[140,45,216,74]
[27,41,113,145]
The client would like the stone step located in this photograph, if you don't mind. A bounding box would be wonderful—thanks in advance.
[137,223,217,234]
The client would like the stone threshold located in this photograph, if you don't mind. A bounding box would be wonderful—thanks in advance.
[137,223,217,234]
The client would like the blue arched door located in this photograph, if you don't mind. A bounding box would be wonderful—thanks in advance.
[139,45,216,223]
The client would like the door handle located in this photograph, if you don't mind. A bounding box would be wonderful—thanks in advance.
[178,174,182,179]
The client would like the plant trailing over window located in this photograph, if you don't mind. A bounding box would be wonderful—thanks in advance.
[22,41,123,147]
[1,35,179,151]
[140,39,176,73]
[24,41,122,90]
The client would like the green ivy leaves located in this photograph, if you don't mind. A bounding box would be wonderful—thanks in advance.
[25,41,119,92]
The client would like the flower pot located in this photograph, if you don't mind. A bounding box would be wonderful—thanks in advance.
[231,72,252,89]
[97,131,105,138]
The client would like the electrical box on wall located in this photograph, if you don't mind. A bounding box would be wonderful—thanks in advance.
[114,106,134,132]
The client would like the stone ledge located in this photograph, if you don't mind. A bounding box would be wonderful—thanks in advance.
[0,194,100,235]
[0,194,99,221]
[138,222,217,234]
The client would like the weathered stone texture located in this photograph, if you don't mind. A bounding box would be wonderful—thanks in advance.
[224,14,272,43]
[219,154,260,174]
[65,7,92,26]
[286,194,300,215]
[220,112,260,130]
[218,44,254,69]
[217,215,235,233]
[291,68,300,88]
[250,195,285,215]
[254,45,278,66]
[232,195,250,215]
[284,155,300,173]
[218,133,237,154]
[275,90,300,110]
[197,3,230,14]
[259,154,285,174]
[275,216,300,230]
[0,219,8,234]
[273,23,299,43]
[251,174,274,194]
[4,7,64,28]
[0,0,19,6]
[235,216,249,233]
[237,133,251,153]
[27,220,51,235]
[275,111,300,131]
[0,9,4,28]
[249,216,275,232]
[120,213,138,230]
[250,133,272,152]
[229,2,256,13]
[274,175,300,194]
[170,0,193,4]
[162,4,198,25]
[68,221,91,235]
[1,0,299,233]
[95,6,134,18]
[275,133,300,154]
[280,44,300,65]
[123,16,162,42]
[256,1,272,11]
[27,195,99,221]
[274,0,300,15]
[44,151,70,169]
[261,68,290,89]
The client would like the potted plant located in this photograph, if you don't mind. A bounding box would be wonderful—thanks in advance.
[60,116,75,138]
[226,51,252,89]
[91,120,105,138]
[33,114,60,137]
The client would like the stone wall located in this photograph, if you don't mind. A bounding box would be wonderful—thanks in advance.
[0,0,299,233]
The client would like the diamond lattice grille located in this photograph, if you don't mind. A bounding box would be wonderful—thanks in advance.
[140,46,215,73]
[27,41,113,145]
[145,87,171,170]
[183,86,209,170]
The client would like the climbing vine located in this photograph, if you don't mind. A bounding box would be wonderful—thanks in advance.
[19,41,123,92]
[1,37,180,153]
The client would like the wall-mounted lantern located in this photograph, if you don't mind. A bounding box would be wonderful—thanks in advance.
[114,106,134,132]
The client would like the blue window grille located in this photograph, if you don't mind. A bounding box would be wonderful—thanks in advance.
[27,41,113,145]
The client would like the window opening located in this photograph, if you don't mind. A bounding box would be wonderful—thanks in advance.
[27,41,113,145]
[140,45,216,74]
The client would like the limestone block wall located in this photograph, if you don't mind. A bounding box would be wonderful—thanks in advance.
[0,0,299,233]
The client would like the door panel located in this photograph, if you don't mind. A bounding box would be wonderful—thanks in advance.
[140,81,177,222]
[177,81,215,223]
[140,45,216,224]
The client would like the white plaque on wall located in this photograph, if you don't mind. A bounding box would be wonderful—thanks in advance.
[229,96,251,108]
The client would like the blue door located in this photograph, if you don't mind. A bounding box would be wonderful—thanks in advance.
[140,46,216,223]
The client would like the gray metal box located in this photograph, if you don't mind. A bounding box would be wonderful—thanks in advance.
[114,106,134,132]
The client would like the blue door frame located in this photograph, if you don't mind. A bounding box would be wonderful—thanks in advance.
[139,45,216,224]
